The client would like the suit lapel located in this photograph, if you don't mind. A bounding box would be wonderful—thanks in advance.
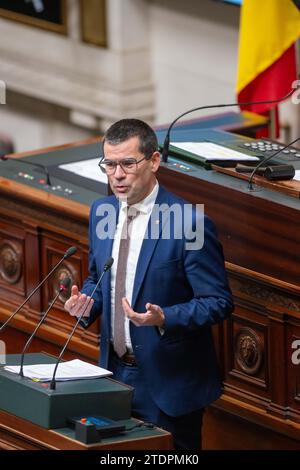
[99,197,119,314]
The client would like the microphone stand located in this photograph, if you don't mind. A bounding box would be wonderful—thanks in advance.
[49,257,113,390]
[248,136,300,190]
[19,278,71,377]
[161,86,299,163]
[0,246,77,333]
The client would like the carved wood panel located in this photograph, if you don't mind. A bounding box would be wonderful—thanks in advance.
[40,231,100,350]
[0,218,25,297]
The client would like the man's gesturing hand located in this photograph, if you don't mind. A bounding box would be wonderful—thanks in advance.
[122,298,165,327]
[64,285,94,318]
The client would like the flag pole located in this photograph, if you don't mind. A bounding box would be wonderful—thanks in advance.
[268,107,277,139]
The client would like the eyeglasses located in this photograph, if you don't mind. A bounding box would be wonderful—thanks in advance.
[98,156,148,175]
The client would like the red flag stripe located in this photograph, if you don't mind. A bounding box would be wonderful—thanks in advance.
[238,44,297,114]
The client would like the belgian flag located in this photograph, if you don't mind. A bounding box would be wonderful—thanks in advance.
[236,0,300,135]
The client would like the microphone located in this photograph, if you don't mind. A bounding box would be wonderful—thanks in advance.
[0,154,52,186]
[19,277,71,378]
[161,84,300,163]
[0,246,77,333]
[235,163,295,180]
[248,137,300,190]
[49,256,114,390]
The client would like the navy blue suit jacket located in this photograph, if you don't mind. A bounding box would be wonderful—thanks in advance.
[81,185,233,416]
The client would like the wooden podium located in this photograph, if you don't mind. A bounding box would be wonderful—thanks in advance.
[0,353,172,450]
[1,119,300,449]
[0,410,172,450]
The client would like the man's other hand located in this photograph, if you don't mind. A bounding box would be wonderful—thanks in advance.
[122,297,165,327]
[64,285,94,318]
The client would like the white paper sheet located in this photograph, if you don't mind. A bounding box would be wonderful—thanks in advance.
[170,142,260,161]
[59,158,108,184]
[4,359,112,382]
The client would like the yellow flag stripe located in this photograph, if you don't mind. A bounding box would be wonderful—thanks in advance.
[237,0,300,93]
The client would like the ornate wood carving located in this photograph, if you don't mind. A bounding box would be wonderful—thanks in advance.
[238,282,300,312]
[235,327,262,376]
[0,241,22,284]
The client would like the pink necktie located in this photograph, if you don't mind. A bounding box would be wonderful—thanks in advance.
[113,208,138,357]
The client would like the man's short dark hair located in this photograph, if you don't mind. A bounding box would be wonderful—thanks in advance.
[103,119,158,159]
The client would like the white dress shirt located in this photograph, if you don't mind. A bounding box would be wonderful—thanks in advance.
[110,181,159,352]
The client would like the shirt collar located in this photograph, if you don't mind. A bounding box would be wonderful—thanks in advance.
[120,180,159,215]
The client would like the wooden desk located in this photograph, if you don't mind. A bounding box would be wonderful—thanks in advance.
[157,163,300,450]
[0,410,172,450]
[1,129,300,449]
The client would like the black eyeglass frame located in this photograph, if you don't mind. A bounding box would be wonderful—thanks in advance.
[98,156,149,174]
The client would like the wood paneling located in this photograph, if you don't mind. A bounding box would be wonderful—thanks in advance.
[0,172,98,362]
[158,164,300,448]
[1,138,300,448]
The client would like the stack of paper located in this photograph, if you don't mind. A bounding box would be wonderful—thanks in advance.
[170,141,260,161]
[293,170,300,181]
[4,359,112,382]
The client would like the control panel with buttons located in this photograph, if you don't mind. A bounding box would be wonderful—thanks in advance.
[16,171,74,195]
[166,158,195,172]
[240,140,300,161]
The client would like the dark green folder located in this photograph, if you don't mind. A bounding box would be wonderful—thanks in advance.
[155,128,255,168]
[0,353,133,429]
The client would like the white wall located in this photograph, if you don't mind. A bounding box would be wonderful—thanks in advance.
[149,0,240,124]
[0,0,298,153]
[0,0,154,152]
[0,105,92,153]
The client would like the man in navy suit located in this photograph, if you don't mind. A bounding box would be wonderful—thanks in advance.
[65,119,233,450]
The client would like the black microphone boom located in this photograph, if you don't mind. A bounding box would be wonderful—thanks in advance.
[248,137,300,190]
[19,277,71,377]
[161,85,300,163]
[103,256,114,271]
[0,154,52,186]
[64,246,77,258]
[0,246,77,333]
[49,256,114,390]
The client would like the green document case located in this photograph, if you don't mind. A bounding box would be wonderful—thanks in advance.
[0,353,133,429]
